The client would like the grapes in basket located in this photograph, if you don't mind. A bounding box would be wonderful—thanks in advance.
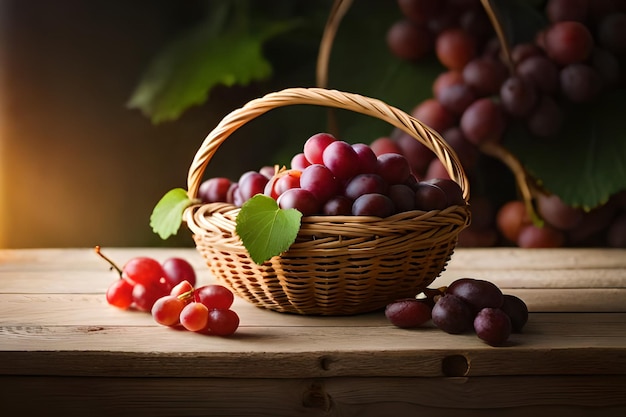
[198,132,466,217]
[385,277,529,347]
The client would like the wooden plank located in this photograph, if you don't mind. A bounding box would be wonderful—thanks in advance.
[1,312,625,378]
[1,375,625,417]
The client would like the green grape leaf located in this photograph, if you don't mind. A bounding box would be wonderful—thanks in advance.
[505,90,626,210]
[150,188,192,239]
[127,19,299,123]
[235,194,302,265]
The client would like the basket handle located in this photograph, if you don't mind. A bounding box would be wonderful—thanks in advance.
[187,87,470,202]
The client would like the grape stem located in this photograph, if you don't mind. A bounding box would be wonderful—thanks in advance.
[479,142,543,227]
[480,0,514,73]
[94,245,123,277]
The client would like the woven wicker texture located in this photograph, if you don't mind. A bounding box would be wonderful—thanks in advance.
[184,88,471,315]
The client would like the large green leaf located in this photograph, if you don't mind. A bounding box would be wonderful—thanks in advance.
[505,91,626,210]
[235,195,302,265]
[127,19,299,123]
[150,188,192,239]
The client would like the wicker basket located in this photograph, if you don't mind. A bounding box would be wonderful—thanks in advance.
[183,87,471,315]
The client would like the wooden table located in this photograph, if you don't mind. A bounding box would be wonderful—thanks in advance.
[1,247,625,416]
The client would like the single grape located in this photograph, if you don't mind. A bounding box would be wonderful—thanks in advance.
[277,188,320,216]
[303,133,336,165]
[431,294,475,334]
[544,21,594,65]
[322,195,353,216]
[460,98,506,145]
[195,284,235,310]
[516,55,559,94]
[259,166,276,179]
[322,140,361,180]
[386,19,434,61]
[559,63,602,103]
[545,0,589,23]
[501,294,529,332]
[162,257,196,288]
[106,278,134,310]
[423,178,465,206]
[300,164,339,204]
[462,57,508,97]
[388,184,417,213]
[414,182,448,211]
[385,298,432,328]
[237,171,269,202]
[500,76,538,118]
[437,83,476,115]
[352,143,379,174]
[206,308,240,336]
[435,28,477,70]
[132,281,170,312]
[536,192,583,231]
[411,98,455,134]
[198,177,232,203]
[511,42,543,65]
[291,153,311,171]
[433,70,464,97]
[352,193,395,217]
[376,153,411,185]
[151,295,185,327]
[474,308,512,346]
[496,200,531,243]
[446,277,504,313]
[517,224,565,248]
[180,302,209,332]
[345,174,387,200]
[369,137,402,156]
[122,256,166,287]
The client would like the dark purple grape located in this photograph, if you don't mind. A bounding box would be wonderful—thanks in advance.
[500,76,538,118]
[431,294,475,334]
[323,140,361,180]
[277,188,320,216]
[559,63,602,103]
[237,171,269,202]
[501,294,529,332]
[352,143,379,174]
[414,182,448,211]
[460,98,506,145]
[322,195,353,216]
[516,55,559,94]
[437,83,476,115]
[388,184,417,213]
[423,178,465,206]
[474,308,512,346]
[446,277,504,313]
[386,19,434,61]
[385,298,432,328]
[462,57,508,97]
[377,153,411,184]
[352,193,395,217]
[344,174,388,200]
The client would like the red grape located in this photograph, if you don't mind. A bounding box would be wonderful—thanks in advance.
[303,133,336,165]
[151,295,185,327]
[206,309,240,336]
[474,307,512,346]
[385,298,432,328]
[300,164,339,204]
[544,21,594,65]
[106,279,134,310]
[180,302,209,332]
[198,177,232,203]
[352,193,395,217]
[162,257,196,288]
[277,188,320,216]
[436,28,477,70]
[195,284,235,310]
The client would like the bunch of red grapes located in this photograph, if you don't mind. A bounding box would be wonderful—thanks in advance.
[199,132,467,216]
[385,0,626,248]
[385,277,529,347]
[96,247,239,336]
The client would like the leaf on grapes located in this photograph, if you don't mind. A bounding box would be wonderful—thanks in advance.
[505,91,626,210]
[127,19,299,123]
[235,194,302,265]
[150,188,192,240]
